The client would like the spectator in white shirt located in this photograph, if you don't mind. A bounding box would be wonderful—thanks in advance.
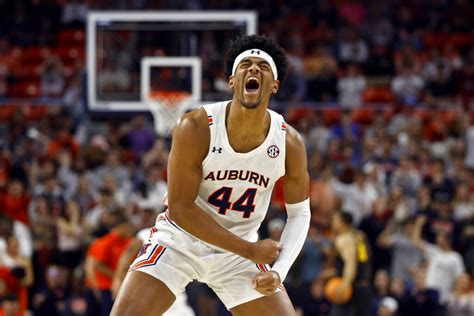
[331,170,379,226]
[412,215,465,303]
[338,63,367,108]
[391,61,424,106]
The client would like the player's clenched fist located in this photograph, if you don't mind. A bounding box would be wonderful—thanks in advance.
[244,239,282,264]
[252,271,281,296]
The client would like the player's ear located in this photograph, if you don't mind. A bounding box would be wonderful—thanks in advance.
[228,76,235,89]
[271,80,280,94]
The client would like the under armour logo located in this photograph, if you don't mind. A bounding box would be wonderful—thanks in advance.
[251,50,260,55]
[212,147,223,153]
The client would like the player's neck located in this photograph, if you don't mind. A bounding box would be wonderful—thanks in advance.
[227,101,269,136]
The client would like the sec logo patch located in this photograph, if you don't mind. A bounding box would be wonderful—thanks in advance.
[267,145,279,158]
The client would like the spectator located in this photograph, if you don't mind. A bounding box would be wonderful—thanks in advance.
[0,215,32,260]
[402,267,441,316]
[95,151,130,191]
[298,278,331,316]
[337,64,367,108]
[412,215,465,304]
[84,212,134,316]
[307,112,331,155]
[0,180,29,225]
[377,218,423,282]
[338,29,369,66]
[29,197,56,282]
[363,6,394,47]
[40,56,65,97]
[457,48,474,109]
[125,116,156,159]
[0,294,26,316]
[267,218,284,242]
[332,170,379,226]
[390,155,422,199]
[310,162,337,227]
[391,61,424,106]
[461,215,474,275]
[371,270,391,315]
[101,173,131,208]
[98,60,130,92]
[61,0,88,26]
[274,62,306,102]
[46,127,79,160]
[446,273,474,316]
[330,111,362,143]
[359,198,392,273]
[377,296,398,316]
[31,265,68,316]
[0,236,33,311]
[464,116,474,169]
[453,183,474,221]
[83,188,115,240]
[426,63,456,100]
[306,63,338,102]
[141,138,169,171]
[33,173,64,218]
[72,175,95,215]
[298,226,331,288]
[56,201,83,273]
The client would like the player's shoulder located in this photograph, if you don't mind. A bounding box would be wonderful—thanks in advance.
[176,107,208,130]
[173,107,209,141]
[336,232,353,247]
[283,122,306,157]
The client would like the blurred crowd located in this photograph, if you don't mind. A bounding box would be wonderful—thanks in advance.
[0,0,473,107]
[0,0,474,316]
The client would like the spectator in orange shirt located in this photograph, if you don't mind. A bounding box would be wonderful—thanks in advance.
[0,180,29,225]
[47,127,79,159]
[84,209,134,316]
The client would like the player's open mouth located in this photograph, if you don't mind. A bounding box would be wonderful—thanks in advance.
[245,77,260,94]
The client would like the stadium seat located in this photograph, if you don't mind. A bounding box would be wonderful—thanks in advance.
[322,108,341,126]
[56,46,85,66]
[284,107,313,124]
[57,29,85,46]
[0,105,17,121]
[24,105,48,121]
[21,47,51,66]
[7,82,41,98]
[351,108,374,125]
[362,87,394,103]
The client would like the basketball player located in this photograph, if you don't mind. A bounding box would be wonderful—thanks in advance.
[329,211,372,316]
[111,34,311,315]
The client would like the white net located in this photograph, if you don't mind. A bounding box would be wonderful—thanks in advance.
[147,91,194,137]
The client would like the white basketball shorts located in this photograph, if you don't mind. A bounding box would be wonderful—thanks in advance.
[128,213,283,310]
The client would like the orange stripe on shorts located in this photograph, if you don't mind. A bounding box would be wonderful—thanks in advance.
[128,245,165,272]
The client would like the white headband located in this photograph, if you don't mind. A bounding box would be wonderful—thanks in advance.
[231,48,278,80]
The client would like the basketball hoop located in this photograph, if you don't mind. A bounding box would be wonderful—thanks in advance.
[146,90,194,137]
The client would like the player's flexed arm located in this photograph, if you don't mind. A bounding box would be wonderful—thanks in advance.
[253,125,311,295]
[167,108,281,264]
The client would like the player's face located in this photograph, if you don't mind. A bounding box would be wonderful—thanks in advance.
[229,57,279,109]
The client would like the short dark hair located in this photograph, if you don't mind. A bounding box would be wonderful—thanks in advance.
[338,211,353,226]
[224,35,289,84]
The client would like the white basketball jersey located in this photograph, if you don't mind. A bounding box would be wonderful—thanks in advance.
[194,101,286,242]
